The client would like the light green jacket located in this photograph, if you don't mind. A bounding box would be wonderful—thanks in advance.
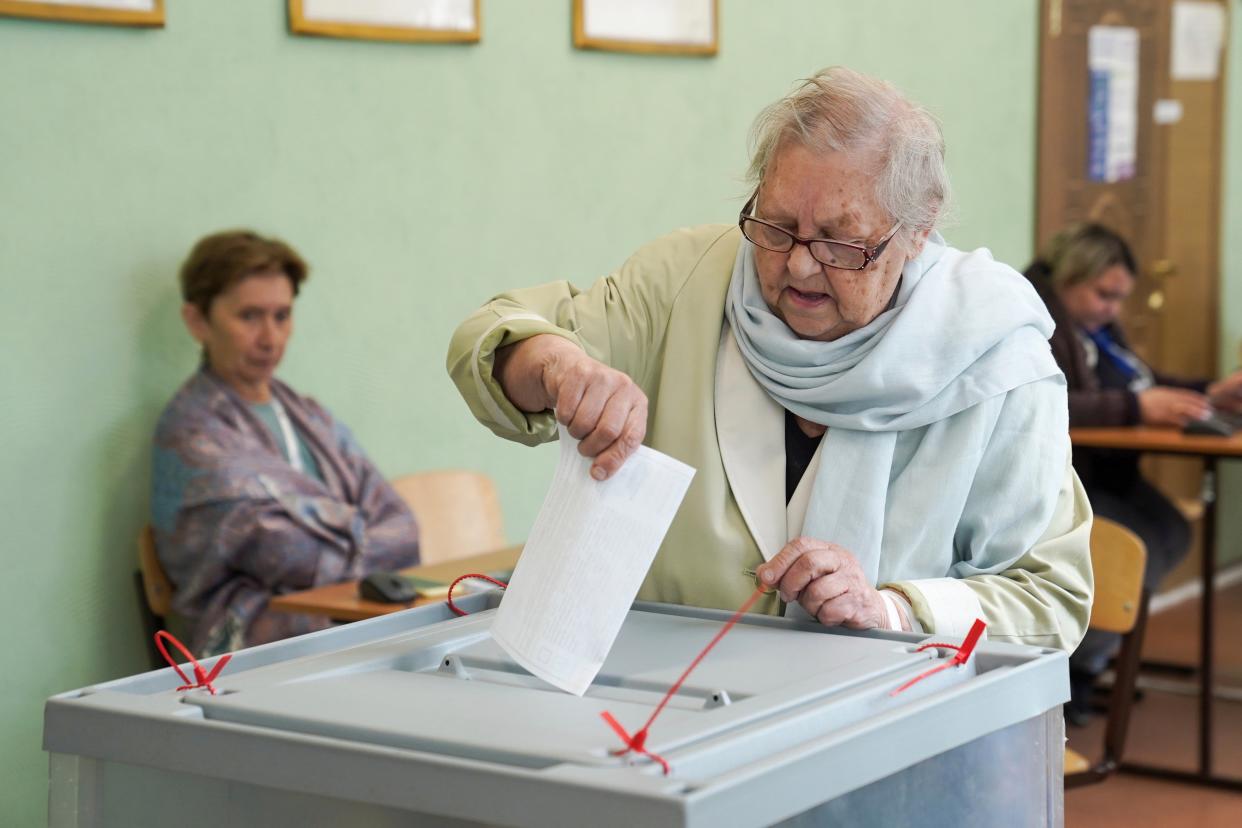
[447,225,1093,650]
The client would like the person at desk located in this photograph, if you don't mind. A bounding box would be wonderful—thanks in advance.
[152,230,419,656]
[1023,222,1242,722]
[448,67,1092,649]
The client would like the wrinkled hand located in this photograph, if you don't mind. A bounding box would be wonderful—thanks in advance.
[755,537,886,630]
[496,335,648,480]
[1208,371,1242,414]
[1137,386,1211,427]
[539,344,647,481]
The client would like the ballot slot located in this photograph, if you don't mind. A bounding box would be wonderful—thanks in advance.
[189,685,566,770]
[186,667,671,769]
[434,653,730,712]
[184,660,972,778]
[595,640,980,772]
[659,657,980,778]
[182,606,969,776]
[170,620,498,694]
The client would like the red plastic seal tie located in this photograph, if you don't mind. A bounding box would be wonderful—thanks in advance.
[889,617,987,696]
[599,585,767,775]
[154,630,231,695]
[446,573,508,616]
[601,711,669,775]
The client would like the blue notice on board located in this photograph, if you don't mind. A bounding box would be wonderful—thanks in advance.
[1087,69,1109,182]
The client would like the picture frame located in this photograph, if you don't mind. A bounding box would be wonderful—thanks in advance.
[0,0,164,27]
[288,0,480,44]
[573,0,717,57]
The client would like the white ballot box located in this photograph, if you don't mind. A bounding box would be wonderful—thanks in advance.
[45,591,1067,827]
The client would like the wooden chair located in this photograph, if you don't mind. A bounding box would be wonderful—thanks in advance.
[1065,516,1149,788]
[390,470,506,565]
[136,524,176,669]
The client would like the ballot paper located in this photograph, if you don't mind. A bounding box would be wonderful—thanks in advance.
[490,426,695,696]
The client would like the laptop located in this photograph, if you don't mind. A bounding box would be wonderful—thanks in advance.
[1183,409,1242,437]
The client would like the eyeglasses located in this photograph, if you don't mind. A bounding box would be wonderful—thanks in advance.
[738,192,902,271]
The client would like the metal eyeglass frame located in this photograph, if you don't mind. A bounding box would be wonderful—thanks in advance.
[738,192,902,271]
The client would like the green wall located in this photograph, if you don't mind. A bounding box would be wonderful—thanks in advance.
[2,1,1054,822]
[1217,9,1242,569]
[1223,10,1242,362]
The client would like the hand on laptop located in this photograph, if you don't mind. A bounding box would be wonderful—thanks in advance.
[1138,387,1211,428]
[1207,370,1242,414]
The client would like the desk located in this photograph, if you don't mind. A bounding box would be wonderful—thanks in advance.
[1070,427,1242,791]
[267,544,523,622]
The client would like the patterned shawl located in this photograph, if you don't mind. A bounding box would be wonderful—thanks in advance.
[152,369,419,655]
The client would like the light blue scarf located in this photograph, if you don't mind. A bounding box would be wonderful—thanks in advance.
[725,234,1066,584]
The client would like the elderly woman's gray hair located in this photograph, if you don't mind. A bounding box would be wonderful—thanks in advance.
[747,66,950,234]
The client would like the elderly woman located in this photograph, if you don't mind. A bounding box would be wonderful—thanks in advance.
[448,67,1092,649]
[153,230,419,656]
[1024,222,1242,719]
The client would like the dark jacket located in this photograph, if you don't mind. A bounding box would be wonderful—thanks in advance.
[1024,264,1206,490]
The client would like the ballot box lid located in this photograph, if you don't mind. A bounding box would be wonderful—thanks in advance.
[45,593,1068,827]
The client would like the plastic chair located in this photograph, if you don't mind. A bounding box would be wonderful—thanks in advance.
[136,524,175,669]
[1065,516,1149,787]
[390,470,506,565]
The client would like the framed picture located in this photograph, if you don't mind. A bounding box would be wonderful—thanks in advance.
[288,0,480,44]
[0,0,163,27]
[573,0,716,57]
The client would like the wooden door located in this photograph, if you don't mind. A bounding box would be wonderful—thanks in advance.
[1036,0,1168,363]
[1037,0,1230,586]
[1038,0,1227,376]
[1149,0,1230,585]
[1156,2,1228,379]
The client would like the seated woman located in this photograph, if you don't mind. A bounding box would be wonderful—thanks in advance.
[448,67,1092,649]
[152,230,419,656]
[1024,222,1242,721]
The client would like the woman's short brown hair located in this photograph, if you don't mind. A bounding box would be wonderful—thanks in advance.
[1038,222,1138,289]
[179,230,308,315]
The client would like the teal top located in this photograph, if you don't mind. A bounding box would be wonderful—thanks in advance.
[250,400,324,483]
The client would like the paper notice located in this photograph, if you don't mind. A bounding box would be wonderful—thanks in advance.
[490,426,695,696]
[1087,25,1139,183]
[1153,99,1184,125]
[1171,1,1225,82]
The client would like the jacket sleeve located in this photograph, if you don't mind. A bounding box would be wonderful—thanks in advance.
[1048,317,1142,426]
[328,418,422,567]
[889,460,1093,651]
[884,379,1094,651]
[445,226,731,445]
[153,443,368,655]
[1107,324,1208,404]
[1151,371,1210,393]
[1068,388,1140,426]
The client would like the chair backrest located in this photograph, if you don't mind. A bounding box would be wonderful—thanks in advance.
[137,524,174,618]
[1065,515,1149,788]
[1087,517,1146,634]
[391,470,506,565]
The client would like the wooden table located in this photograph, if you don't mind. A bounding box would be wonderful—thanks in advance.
[1071,427,1242,791]
[267,544,523,623]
